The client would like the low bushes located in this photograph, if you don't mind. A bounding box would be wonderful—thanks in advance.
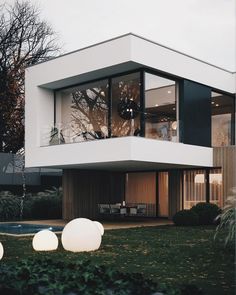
[0,258,204,295]
[0,187,62,221]
[0,191,20,221]
[173,202,221,226]
[191,202,221,225]
[173,209,199,226]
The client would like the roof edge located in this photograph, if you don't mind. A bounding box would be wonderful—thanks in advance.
[26,32,236,74]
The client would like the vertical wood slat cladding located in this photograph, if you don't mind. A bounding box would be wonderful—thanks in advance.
[62,169,125,220]
[169,171,182,218]
[213,146,236,203]
[125,172,156,216]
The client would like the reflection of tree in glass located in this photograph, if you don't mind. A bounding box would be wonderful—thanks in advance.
[71,84,108,139]
[112,78,140,137]
[70,76,141,139]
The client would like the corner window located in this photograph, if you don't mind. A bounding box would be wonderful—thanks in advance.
[211,91,235,146]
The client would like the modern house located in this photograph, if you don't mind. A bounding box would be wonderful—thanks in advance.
[25,33,236,220]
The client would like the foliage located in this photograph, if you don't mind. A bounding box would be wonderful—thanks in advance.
[30,187,62,219]
[173,209,199,226]
[0,191,20,221]
[191,202,221,225]
[215,188,236,246]
[0,1,59,152]
[0,257,160,295]
[0,187,62,221]
[1,226,233,295]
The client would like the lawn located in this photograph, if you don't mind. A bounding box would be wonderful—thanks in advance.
[0,225,234,294]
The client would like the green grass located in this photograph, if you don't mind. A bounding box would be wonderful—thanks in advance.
[0,225,235,294]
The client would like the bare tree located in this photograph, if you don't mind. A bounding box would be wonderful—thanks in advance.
[0,0,60,153]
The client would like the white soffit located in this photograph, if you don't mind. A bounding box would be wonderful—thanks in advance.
[27,33,235,94]
[25,137,213,170]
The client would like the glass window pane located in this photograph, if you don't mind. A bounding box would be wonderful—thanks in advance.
[183,170,206,209]
[111,73,140,137]
[209,168,223,207]
[211,92,234,146]
[145,73,177,141]
[55,80,108,143]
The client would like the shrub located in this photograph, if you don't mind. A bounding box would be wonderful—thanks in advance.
[215,188,236,246]
[173,210,199,226]
[191,202,221,225]
[0,258,204,295]
[0,191,20,221]
[30,187,62,219]
[0,258,160,295]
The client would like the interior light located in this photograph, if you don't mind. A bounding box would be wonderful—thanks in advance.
[155,104,159,107]
[167,90,172,94]
[211,101,215,104]
[172,121,177,130]
[216,104,219,107]
[173,107,176,110]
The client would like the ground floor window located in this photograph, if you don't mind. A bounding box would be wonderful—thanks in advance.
[209,168,223,207]
[183,168,223,209]
[183,170,206,209]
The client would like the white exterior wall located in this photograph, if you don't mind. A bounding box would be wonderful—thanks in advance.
[25,33,233,169]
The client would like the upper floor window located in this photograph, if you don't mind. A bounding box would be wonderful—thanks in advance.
[54,79,109,144]
[111,73,140,137]
[145,73,177,142]
[211,91,235,147]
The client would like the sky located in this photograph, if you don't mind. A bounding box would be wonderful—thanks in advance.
[2,0,236,71]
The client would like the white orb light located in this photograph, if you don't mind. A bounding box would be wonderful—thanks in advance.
[62,218,102,252]
[32,230,58,251]
[0,242,4,260]
[93,221,104,236]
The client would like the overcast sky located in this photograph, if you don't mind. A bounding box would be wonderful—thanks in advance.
[3,0,236,71]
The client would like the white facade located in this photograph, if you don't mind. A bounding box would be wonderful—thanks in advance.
[25,33,235,169]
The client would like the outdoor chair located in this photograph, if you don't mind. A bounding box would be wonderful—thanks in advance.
[110,204,127,215]
[98,204,110,214]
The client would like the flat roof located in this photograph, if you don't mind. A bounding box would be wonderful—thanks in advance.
[26,33,236,94]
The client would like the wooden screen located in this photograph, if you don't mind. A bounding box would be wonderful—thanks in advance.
[125,172,156,216]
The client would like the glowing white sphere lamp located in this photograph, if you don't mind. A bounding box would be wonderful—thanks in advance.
[32,230,58,251]
[62,218,102,252]
[0,242,4,260]
[93,221,104,236]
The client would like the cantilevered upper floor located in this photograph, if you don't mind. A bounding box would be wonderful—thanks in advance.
[25,33,236,169]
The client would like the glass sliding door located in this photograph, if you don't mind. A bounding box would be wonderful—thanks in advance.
[209,168,223,207]
[183,170,206,209]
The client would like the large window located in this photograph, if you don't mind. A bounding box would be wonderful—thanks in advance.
[183,170,206,209]
[42,70,180,146]
[183,168,223,209]
[54,79,109,143]
[212,91,235,146]
[111,73,140,137]
[145,73,177,142]
[209,168,223,207]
